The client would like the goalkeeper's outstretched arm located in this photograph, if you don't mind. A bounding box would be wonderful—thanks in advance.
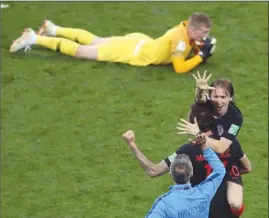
[172,55,203,73]
[172,37,217,74]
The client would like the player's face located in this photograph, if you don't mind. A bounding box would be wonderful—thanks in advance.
[191,26,210,42]
[210,87,231,116]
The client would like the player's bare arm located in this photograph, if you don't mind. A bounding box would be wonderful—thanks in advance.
[177,118,232,153]
[204,136,232,153]
[122,130,169,177]
[239,154,252,175]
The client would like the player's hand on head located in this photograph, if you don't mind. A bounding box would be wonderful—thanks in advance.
[195,132,206,145]
[192,70,215,90]
[198,37,217,63]
[122,130,135,144]
[176,117,200,136]
[195,133,208,150]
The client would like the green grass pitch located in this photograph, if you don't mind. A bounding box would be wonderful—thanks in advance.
[1,2,268,218]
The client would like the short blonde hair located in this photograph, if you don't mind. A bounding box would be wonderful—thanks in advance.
[188,12,212,29]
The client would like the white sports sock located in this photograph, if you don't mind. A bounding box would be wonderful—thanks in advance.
[50,24,57,36]
[30,33,37,44]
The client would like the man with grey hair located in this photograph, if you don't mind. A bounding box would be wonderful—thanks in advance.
[122,130,225,218]
[147,133,225,218]
[169,154,193,185]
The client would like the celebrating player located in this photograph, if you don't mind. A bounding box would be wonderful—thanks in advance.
[122,103,251,218]
[177,71,248,217]
[10,12,216,74]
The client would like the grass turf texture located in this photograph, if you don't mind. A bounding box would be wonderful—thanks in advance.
[1,2,268,218]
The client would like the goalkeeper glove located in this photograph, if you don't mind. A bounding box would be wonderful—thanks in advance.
[198,37,217,63]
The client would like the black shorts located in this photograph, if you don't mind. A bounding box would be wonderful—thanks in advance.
[225,164,243,186]
[209,183,237,218]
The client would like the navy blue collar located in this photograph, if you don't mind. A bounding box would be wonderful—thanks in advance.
[169,183,192,191]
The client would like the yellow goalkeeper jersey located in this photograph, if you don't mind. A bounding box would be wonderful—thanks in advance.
[138,21,198,65]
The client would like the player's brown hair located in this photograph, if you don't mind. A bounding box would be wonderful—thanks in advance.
[209,78,235,100]
[188,12,212,29]
[188,103,214,132]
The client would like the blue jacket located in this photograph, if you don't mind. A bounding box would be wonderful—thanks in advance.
[145,148,225,218]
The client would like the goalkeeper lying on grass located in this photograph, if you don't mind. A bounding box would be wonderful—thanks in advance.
[10,12,216,74]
